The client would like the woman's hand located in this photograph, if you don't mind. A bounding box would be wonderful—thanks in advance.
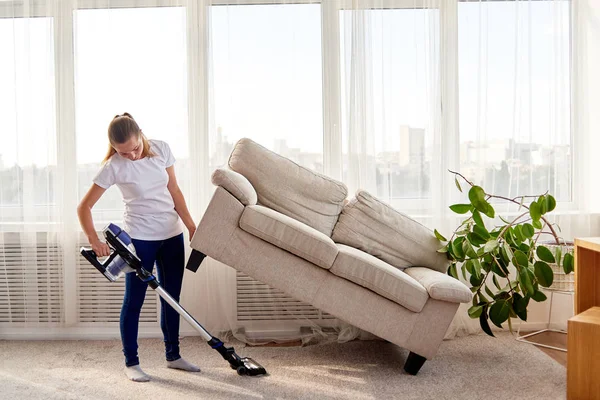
[186,224,196,242]
[91,239,112,257]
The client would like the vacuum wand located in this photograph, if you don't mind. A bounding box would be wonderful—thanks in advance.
[80,223,267,377]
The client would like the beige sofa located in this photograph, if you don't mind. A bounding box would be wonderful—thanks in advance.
[187,138,472,375]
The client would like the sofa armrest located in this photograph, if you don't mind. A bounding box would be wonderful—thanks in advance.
[404,267,472,304]
[211,167,257,206]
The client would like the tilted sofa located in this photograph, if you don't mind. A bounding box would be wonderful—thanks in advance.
[187,138,472,374]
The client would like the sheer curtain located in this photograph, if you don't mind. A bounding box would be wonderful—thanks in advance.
[0,3,61,327]
[0,0,200,336]
[2,0,599,343]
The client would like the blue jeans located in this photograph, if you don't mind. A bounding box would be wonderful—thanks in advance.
[120,233,184,367]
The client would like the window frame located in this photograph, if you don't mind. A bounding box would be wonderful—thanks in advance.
[0,0,576,214]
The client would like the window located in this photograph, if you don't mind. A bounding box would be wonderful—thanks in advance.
[0,17,56,224]
[74,7,188,222]
[210,4,323,171]
[339,7,439,206]
[458,1,571,202]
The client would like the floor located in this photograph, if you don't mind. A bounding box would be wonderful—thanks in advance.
[0,332,567,400]
[522,330,567,367]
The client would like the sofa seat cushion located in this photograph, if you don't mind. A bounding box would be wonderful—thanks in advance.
[330,244,429,312]
[332,190,449,273]
[239,205,338,270]
[229,138,348,237]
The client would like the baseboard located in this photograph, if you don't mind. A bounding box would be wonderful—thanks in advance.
[0,326,203,341]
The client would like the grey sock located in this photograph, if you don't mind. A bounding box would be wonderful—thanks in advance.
[124,365,150,382]
[167,357,201,372]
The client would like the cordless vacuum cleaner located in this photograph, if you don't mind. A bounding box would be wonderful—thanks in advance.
[80,223,267,377]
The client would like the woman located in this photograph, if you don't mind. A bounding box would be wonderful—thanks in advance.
[77,113,199,382]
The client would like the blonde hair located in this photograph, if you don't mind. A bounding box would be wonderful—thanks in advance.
[103,113,155,163]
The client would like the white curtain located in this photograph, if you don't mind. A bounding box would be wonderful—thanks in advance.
[0,0,62,328]
[2,0,599,342]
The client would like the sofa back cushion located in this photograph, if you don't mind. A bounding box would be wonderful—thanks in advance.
[331,190,450,273]
[228,138,348,237]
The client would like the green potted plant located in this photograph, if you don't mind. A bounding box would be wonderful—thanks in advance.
[435,171,574,336]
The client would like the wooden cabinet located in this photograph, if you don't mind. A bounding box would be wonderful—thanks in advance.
[574,238,600,314]
[567,307,600,399]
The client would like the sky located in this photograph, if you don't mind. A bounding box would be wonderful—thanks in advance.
[0,1,571,168]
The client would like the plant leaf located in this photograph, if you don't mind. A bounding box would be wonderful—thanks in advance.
[491,258,509,278]
[534,261,554,288]
[483,203,496,219]
[470,273,484,287]
[532,290,547,302]
[536,246,556,263]
[555,246,562,268]
[490,300,511,328]
[530,201,541,221]
[455,176,462,192]
[546,195,557,213]
[532,219,543,230]
[480,307,495,337]
[448,263,458,279]
[513,250,530,268]
[484,239,499,253]
[449,204,472,214]
[485,285,496,299]
[452,237,466,261]
[522,223,535,239]
[538,196,548,215]
[463,240,478,259]
[513,225,525,243]
[473,225,490,240]
[492,275,502,290]
[513,293,529,312]
[503,242,514,261]
[472,258,482,279]
[434,229,447,242]
[468,185,486,206]
[469,186,495,218]
[468,232,487,247]
[468,305,483,318]
[518,265,535,296]
[472,209,484,228]
[563,253,574,274]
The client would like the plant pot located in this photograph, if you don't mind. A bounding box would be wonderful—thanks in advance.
[539,242,574,292]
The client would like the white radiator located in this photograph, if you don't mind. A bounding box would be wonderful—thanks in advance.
[0,232,63,324]
[0,231,158,325]
[236,271,336,339]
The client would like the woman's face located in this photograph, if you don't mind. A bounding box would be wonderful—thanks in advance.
[114,134,143,161]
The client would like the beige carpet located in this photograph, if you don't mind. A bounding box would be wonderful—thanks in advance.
[0,333,565,400]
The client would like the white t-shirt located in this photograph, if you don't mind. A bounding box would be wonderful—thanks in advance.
[93,139,183,240]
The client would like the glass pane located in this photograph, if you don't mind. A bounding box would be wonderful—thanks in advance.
[74,7,188,222]
[340,8,438,206]
[458,1,571,202]
[0,17,56,223]
[210,4,323,171]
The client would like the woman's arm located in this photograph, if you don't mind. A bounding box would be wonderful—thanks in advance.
[77,183,111,256]
[166,166,196,240]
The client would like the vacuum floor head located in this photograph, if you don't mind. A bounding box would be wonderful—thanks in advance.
[236,357,268,376]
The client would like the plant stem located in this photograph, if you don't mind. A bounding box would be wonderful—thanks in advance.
[449,170,561,244]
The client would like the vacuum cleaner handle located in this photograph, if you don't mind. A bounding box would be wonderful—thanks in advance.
[80,247,118,281]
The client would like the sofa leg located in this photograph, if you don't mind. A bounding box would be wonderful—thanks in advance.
[186,249,207,273]
[404,352,427,375]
